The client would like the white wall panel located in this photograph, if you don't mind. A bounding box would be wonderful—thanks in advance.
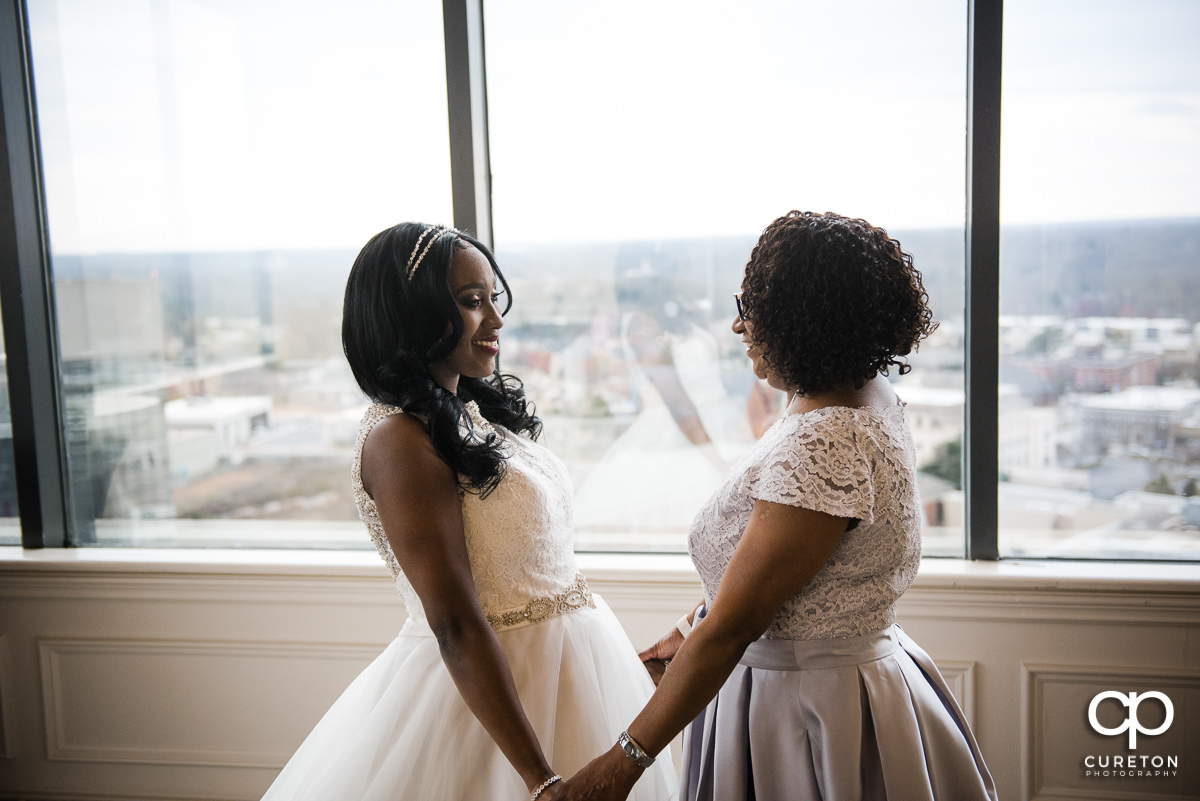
[1022,664,1199,801]
[40,639,380,767]
[0,550,1196,801]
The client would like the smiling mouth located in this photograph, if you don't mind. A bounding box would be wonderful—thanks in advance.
[472,338,499,353]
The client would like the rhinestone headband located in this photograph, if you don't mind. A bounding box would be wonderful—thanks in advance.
[405,225,459,281]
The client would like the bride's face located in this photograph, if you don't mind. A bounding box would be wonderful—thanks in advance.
[428,245,504,393]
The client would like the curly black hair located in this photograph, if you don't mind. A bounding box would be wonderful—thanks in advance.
[740,211,937,395]
[342,222,541,497]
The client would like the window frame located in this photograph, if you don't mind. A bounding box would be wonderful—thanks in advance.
[0,0,1003,560]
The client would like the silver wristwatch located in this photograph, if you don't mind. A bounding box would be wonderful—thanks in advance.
[618,730,655,768]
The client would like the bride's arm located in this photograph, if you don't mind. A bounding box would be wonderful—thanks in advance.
[363,413,558,796]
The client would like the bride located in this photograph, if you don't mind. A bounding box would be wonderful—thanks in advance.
[259,223,677,801]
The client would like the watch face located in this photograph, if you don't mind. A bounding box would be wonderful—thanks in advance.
[619,732,654,767]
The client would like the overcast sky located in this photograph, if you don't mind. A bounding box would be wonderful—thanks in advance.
[27,0,1200,254]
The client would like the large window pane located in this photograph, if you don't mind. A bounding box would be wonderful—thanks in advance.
[28,0,452,546]
[1000,0,1200,559]
[485,0,968,553]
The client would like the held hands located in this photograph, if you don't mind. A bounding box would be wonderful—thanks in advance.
[638,627,683,687]
[638,601,703,686]
[549,746,643,801]
[533,779,567,801]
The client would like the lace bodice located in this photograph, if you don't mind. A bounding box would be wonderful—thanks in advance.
[687,403,922,640]
[352,403,580,625]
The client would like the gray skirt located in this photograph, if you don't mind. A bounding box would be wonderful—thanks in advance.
[680,625,997,801]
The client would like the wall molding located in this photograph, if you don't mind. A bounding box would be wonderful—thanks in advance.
[0,572,400,605]
[0,634,12,760]
[899,587,1200,627]
[1021,663,1199,801]
[933,660,977,727]
[39,638,382,768]
[4,569,1196,627]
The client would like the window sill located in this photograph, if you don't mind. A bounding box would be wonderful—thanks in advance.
[1,546,1197,595]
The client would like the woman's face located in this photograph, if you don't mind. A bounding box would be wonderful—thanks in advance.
[428,244,504,393]
[732,288,789,392]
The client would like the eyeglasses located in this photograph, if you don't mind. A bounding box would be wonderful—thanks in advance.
[734,292,749,321]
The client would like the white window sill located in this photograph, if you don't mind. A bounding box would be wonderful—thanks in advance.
[1,546,1198,595]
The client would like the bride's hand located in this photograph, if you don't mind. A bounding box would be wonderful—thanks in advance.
[534,780,567,801]
[637,627,683,687]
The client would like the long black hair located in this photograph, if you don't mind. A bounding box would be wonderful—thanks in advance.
[342,222,541,496]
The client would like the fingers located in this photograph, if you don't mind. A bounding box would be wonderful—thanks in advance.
[642,657,667,686]
[640,628,684,663]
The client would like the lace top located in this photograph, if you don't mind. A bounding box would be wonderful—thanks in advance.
[352,403,581,626]
[687,403,922,640]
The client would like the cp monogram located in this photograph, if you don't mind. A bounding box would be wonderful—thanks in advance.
[1088,691,1174,749]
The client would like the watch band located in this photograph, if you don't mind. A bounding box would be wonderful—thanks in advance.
[618,730,655,768]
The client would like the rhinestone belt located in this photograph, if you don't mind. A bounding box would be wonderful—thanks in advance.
[486,574,595,630]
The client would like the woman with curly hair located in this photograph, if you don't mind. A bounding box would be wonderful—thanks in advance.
[260,223,677,801]
[558,211,996,801]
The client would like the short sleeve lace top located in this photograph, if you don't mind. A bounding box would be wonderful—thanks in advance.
[687,402,922,640]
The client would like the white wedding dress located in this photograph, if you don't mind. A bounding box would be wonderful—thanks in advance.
[260,403,678,801]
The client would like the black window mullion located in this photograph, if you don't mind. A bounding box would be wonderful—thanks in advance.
[965,0,1002,560]
[443,0,493,248]
[0,0,69,548]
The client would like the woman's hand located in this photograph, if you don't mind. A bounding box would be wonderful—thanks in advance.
[533,777,567,801]
[638,601,704,686]
[637,627,682,687]
[552,747,642,801]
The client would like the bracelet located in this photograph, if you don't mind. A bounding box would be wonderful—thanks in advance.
[677,603,705,638]
[618,730,655,768]
[530,774,562,800]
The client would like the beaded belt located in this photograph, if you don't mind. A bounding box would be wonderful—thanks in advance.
[486,574,595,630]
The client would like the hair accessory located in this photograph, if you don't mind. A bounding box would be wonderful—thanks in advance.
[405,225,459,281]
[530,774,562,800]
[618,730,655,768]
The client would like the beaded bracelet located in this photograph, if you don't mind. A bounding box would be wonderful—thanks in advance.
[531,774,562,800]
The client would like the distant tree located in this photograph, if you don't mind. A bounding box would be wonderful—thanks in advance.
[1145,474,1174,495]
[1183,477,1198,497]
[921,437,962,491]
[1026,328,1063,355]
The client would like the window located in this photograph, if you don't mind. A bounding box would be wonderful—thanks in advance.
[23,0,451,546]
[484,0,967,553]
[3,1,1196,562]
[998,0,1200,559]
[0,292,17,545]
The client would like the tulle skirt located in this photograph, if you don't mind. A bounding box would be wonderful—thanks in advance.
[261,595,678,801]
[681,625,996,801]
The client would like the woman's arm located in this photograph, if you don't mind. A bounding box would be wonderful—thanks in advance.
[362,414,559,796]
[557,499,851,800]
